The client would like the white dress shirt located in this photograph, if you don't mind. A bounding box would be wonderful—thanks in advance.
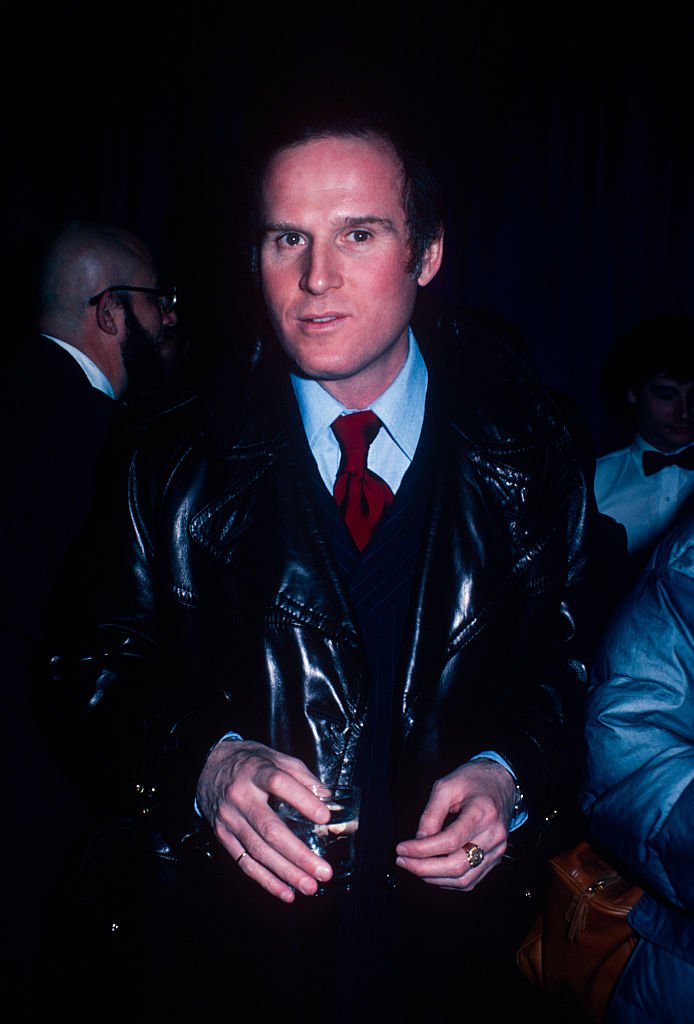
[594,433,694,556]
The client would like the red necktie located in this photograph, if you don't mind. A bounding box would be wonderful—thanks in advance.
[332,411,394,551]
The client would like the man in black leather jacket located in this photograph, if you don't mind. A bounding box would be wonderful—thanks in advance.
[44,103,595,1021]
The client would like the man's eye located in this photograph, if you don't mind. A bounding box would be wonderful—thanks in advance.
[347,229,371,243]
[281,231,304,247]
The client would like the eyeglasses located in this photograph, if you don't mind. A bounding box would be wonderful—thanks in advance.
[88,284,177,314]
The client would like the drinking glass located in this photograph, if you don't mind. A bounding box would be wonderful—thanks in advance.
[273,784,361,892]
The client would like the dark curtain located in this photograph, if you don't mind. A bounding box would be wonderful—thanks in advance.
[4,7,691,454]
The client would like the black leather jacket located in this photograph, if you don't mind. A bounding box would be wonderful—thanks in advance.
[46,307,591,863]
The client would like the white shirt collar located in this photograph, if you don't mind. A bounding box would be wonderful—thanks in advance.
[42,334,116,399]
[631,432,693,458]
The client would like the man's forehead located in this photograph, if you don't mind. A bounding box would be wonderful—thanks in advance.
[264,134,400,183]
[646,373,694,388]
[261,134,404,217]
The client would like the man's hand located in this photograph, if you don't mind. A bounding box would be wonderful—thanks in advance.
[394,759,517,890]
[196,739,334,902]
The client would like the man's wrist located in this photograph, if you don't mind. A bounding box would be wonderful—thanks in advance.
[470,752,527,829]
[195,732,245,817]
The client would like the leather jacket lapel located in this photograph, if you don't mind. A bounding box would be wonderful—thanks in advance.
[189,433,361,641]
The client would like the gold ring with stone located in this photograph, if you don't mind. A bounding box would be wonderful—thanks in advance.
[236,850,248,865]
[463,842,484,868]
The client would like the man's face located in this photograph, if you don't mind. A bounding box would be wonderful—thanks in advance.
[631,373,694,452]
[258,134,442,407]
[121,296,177,395]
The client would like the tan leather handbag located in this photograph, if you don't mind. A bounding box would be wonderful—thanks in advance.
[517,840,644,1022]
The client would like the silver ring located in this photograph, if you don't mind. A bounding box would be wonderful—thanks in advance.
[463,842,484,868]
[236,850,248,865]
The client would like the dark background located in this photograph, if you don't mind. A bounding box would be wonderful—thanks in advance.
[4,6,692,454]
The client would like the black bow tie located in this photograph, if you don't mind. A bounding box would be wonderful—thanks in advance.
[643,447,694,476]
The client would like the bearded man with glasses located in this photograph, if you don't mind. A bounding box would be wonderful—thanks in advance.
[0,218,178,1018]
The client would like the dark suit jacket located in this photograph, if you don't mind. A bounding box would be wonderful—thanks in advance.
[0,333,122,1003]
[1,334,120,642]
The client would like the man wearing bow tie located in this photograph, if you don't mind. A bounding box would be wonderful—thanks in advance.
[594,315,694,571]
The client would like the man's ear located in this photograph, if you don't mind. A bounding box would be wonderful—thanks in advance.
[417,230,444,287]
[93,291,121,336]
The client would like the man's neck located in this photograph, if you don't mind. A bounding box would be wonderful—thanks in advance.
[637,431,693,455]
[312,338,410,410]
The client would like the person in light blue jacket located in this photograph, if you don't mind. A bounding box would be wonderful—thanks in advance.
[581,513,694,1022]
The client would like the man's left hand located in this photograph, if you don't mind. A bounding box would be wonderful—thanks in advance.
[394,759,516,890]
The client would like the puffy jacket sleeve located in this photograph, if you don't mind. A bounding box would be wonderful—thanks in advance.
[581,517,694,911]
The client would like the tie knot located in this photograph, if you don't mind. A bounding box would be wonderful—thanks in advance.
[331,410,382,472]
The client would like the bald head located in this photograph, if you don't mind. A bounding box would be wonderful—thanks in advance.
[33,220,171,399]
[37,221,155,335]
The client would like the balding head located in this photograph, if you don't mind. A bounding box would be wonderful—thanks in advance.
[37,221,155,335]
[34,220,171,398]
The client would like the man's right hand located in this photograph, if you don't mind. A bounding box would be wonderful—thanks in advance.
[196,739,334,902]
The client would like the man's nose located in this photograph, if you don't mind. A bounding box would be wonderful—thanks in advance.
[300,242,342,294]
[162,306,178,327]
